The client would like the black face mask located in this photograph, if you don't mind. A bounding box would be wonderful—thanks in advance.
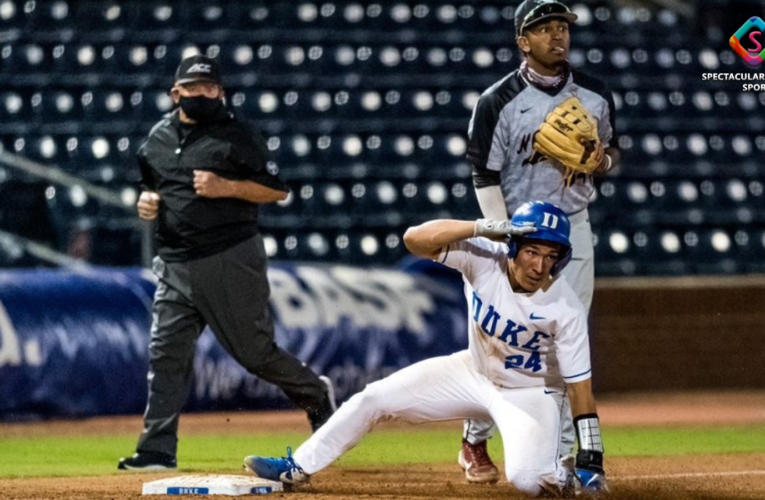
[178,95,222,122]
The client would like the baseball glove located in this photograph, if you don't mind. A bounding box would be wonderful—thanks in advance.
[533,96,604,185]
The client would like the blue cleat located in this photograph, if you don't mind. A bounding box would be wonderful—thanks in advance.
[243,447,309,485]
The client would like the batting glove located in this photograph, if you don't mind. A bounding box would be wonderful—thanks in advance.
[474,219,537,240]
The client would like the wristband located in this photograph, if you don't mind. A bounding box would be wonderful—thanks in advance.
[574,413,603,453]
[600,154,613,173]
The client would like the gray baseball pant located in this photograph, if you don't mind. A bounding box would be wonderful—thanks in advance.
[136,235,326,457]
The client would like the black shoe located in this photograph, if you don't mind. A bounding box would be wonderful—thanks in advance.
[308,376,338,432]
[118,451,177,471]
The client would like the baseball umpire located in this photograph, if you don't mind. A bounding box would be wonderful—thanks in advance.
[118,55,336,470]
[458,0,620,483]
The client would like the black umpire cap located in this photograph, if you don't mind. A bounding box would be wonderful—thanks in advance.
[174,55,222,86]
[515,0,578,36]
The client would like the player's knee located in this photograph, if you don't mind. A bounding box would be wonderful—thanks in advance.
[148,341,194,373]
[506,469,555,497]
[343,382,394,421]
[238,342,285,373]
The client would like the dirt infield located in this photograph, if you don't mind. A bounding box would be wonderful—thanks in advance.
[2,390,764,499]
[1,456,764,500]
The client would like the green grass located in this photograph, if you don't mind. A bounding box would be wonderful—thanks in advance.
[2,425,765,479]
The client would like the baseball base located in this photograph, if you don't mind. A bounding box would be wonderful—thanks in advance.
[142,475,283,495]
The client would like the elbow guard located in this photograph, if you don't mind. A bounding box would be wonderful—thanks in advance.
[472,165,501,189]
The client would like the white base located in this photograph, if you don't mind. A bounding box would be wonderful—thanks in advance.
[142,475,283,496]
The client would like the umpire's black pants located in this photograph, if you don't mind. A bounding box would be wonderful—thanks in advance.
[136,234,326,457]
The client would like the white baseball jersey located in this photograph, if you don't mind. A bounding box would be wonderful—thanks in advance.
[292,237,595,495]
[439,237,591,390]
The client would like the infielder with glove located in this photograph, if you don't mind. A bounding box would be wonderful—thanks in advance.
[460,0,620,482]
[244,201,608,497]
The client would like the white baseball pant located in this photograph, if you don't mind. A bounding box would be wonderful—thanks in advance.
[294,350,571,496]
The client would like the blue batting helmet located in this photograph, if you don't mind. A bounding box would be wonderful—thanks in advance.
[507,201,573,277]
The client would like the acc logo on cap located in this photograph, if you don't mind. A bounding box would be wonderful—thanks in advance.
[187,63,212,73]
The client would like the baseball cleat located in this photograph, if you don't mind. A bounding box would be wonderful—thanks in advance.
[243,447,309,485]
[458,439,500,484]
[118,451,177,471]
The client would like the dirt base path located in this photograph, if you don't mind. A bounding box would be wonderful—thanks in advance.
[2,390,764,499]
[1,455,764,500]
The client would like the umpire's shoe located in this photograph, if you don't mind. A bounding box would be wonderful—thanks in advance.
[118,451,177,471]
[458,439,500,484]
[307,375,338,432]
[244,447,309,485]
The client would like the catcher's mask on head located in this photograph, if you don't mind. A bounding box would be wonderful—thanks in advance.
[515,0,578,36]
[507,201,572,277]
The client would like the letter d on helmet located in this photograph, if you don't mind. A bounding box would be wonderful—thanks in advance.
[507,201,572,277]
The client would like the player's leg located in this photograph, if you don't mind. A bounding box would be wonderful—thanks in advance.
[459,419,500,483]
[191,235,334,430]
[120,258,206,470]
[489,386,570,496]
[245,350,494,482]
[561,209,594,314]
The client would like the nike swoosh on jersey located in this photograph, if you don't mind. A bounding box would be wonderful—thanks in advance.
[530,313,546,320]
[544,390,558,394]
[520,107,532,113]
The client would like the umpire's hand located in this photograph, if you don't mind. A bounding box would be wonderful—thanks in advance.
[137,191,161,220]
[193,169,231,199]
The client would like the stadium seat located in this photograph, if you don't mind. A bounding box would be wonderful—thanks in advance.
[0,0,25,30]
[593,229,640,276]
[0,180,59,246]
[0,90,32,132]
[132,88,174,124]
[25,0,72,37]
[32,89,84,126]
[685,229,741,275]
[73,1,133,41]
[0,1,759,273]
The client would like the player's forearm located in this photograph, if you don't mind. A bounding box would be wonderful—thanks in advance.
[224,179,289,203]
[567,378,597,418]
[568,378,605,467]
[474,185,508,220]
[403,220,476,259]
[594,147,620,176]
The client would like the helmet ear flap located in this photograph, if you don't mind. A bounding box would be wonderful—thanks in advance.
[506,238,519,259]
[550,245,573,277]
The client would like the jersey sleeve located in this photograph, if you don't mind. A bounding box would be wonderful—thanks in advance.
[598,88,618,149]
[229,123,290,193]
[136,140,155,191]
[436,237,504,284]
[466,93,508,173]
[555,309,592,384]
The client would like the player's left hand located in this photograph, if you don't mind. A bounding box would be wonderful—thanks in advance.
[193,170,231,198]
[533,96,604,184]
[574,450,609,496]
[474,219,537,240]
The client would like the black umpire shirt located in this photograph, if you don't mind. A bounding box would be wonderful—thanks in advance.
[138,106,289,262]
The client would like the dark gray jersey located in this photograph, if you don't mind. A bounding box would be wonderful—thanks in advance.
[467,69,617,215]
